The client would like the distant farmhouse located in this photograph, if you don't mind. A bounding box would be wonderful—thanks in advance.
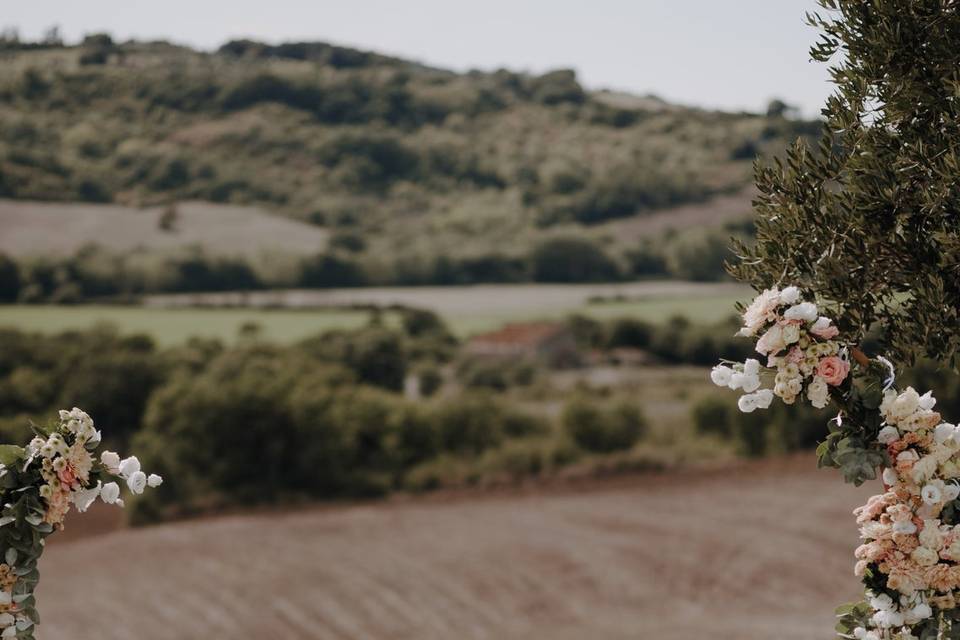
[465,322,580,367]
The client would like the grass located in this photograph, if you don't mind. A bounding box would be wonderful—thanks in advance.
[0,305,373,346]
[0,284,747,344]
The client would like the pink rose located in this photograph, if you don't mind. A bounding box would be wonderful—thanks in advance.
[816,356,849,386]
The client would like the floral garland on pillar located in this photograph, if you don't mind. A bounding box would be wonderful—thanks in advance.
[0,408,161,639]
[713,287,960,640]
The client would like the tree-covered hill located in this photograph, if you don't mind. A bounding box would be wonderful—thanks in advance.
[0,35,820,291]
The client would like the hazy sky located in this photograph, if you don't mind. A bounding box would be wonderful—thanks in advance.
[8,1,834,116]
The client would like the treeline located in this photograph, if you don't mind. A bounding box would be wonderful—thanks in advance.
[0,227,743,303]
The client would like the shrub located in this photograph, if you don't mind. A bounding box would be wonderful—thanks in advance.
[0,255,20,302]
[299,326,408,391]
[561,396,647,453]
[692,396,733,438]
[530,237,621,283]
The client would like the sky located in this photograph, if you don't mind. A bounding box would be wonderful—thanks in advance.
[6,1,834,116]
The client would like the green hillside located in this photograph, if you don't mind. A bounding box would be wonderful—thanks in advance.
[0,35,820,294]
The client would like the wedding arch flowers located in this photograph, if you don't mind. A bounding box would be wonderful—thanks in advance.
[0,408,161,639]
[712,286,960,639]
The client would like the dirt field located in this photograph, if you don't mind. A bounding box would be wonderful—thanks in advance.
[0,199,328,258]
[36,455,872,640]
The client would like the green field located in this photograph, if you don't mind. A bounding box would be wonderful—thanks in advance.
[0,284,747,345]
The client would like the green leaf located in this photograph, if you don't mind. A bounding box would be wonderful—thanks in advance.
[0,446,25,466]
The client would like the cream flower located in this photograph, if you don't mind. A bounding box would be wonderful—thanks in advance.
[911,546,939,567]
[807,376,830,409]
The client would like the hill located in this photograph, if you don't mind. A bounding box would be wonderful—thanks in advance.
[0,198,328,258]
[38,455,868,640]
[0,35,820,293]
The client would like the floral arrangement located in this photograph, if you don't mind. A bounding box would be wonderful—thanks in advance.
[0,408,161,639]
[710,285,848,412]
[712,287,960,639]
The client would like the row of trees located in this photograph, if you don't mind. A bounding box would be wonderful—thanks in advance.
[0,229,739,304]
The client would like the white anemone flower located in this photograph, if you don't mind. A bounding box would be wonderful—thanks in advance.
[921,484,943,505]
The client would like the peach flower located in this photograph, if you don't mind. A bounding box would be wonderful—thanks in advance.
[816,356,850,386]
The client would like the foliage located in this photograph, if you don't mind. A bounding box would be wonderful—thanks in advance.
[730,0,960,370]
[561,396,648,453]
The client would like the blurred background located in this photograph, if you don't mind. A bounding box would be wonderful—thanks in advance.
[1,2,956,638]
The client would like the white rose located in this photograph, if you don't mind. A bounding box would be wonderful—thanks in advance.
[753,389,774,409]
[882,467,899,487]
[919,391,937,411]
[0,594,9,608]
[710,365,734,387]
[127,471,147,495]
[101,451,121,473]
[147,474,163,488]
[892,388,921,422]
[877,425,900,445]
[893,520,917,535]
[728,372,745,390]
[934,423,955,444]
[912,456,939,484]
[100,482,121,504]
[737,394,757,413]
[869,593,894,611]
[738,389,773,413]
[783,301,818,322]
[872,609,904,628]
[897,449,920,463]
[911,603,932,620]
[810,316,832,333]
[740,374,761,393]
[880,389,897,418]
[779,286,801,305]
[118,456,141,478]
[72,481,101,513]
